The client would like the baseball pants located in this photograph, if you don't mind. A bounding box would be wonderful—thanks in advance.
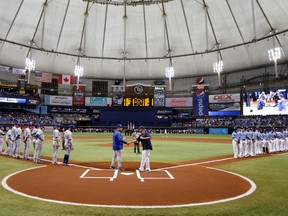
[239,140,246,158]
[250,140,256,156]
[280,139,285,151]
[269,140,275,153]
[139,150,151,171]
[0,138,3,154]
[232,140,239,158]
[34,140,43,163]
[52,141,60,164]
[275,138,280,152]
[111,150,122,169]
[285,138,288,151]
[13,139,21,158]
[4,139,12,156]
[23,139,31,160]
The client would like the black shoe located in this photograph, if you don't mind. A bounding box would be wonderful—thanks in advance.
[118,167,125,171]
[110,165,115,169]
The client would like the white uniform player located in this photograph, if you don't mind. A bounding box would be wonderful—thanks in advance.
[231,129,239,158]
[0,126,5,154]
[33,124,44,163]
[4,127,12,156]
[23,124,31,160]
[284,128,288,151]
[14,124,23,159]
[63,124,75,166]
[11,124,17,157]
[52,124,61,165]
[31,125,38,150]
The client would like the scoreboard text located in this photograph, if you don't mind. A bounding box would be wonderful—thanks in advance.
[123,97,154,107]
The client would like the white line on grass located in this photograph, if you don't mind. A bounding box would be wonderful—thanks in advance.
[154,157,234,171]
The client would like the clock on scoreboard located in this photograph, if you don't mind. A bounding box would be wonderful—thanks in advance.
[123,97,154,107]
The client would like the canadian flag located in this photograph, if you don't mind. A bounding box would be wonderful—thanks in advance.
[58,74,74,85]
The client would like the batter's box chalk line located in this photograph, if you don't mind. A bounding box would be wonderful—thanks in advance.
[136,170,175,183]
[80,169,119,182]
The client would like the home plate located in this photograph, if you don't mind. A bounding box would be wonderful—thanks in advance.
[120,172,134,176]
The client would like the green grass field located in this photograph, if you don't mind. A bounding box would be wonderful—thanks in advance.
[1,133,288,216]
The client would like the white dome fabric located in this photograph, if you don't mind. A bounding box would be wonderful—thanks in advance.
[0,0,287,80]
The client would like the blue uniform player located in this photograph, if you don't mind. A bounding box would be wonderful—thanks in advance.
[137,126,153,172]
[110,124,131,171]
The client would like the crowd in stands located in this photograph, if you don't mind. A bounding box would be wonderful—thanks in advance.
[0,111,288,130]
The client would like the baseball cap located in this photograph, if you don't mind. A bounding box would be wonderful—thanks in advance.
[139,126,145,130]
[55,123,60,127]
[116,124,123,128]
[34,123,39,128]
[69,124,75,129]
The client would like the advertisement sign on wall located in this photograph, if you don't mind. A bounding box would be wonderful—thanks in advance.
[209,128,229,134]
[85,97,109,107]
[165,97,193,107]
[154,87,165,107]
[44,95,73,106]
[192,85,209,116]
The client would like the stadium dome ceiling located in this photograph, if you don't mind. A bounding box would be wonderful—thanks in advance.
[0,0,288,80]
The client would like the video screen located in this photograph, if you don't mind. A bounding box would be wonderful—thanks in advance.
[243,89,288,115]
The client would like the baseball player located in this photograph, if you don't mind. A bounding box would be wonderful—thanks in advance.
[33,124,44,163]
[232,128,239,158]
[255,128,262,155]
[132,129,141,154]
[31,124,38,150]
[52,123,61,165]
[110,124,131,171]
[278,94,286,112]
[238,127,246,158]
[4,126,12,156]
[275,128,282,152]
[284,128,288,151]
[245,128,253,157]
[22,123,31,160]
[262,129,270,154]
[10,123,17,157]
[268,129,276,153]
[0,126,5,154]
[13,123,22,159]
[137,126,153,172]
[63,124,75,166]
[280,128,286,152]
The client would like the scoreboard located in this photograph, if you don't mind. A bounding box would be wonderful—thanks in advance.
[123,97,154,107]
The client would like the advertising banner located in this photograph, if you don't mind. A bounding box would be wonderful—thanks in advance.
[192,85,209,116]
[154,87,165,107]
[44,95,73,106]
[165,97,193,107]
[209,93,240,103]
[0,97,26,104]
[85,97,108,107]
[209,128,228,134]
[73,85,85,106]
[112,86,124,106]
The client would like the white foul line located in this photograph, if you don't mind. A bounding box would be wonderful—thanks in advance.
[154,157,234,171]
[165,170,175,179]
[136,170,144,182]
[80,169,90,178]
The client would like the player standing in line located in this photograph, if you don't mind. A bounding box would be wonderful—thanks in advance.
[31,124,38,150]
[4,126,12,156]
[275,128,281,152]
[278,94,286,112]
[137,126,153,172]
[34,124,44,164]
[262,129,269,154]
[0,126,5,154]
[61,128,65,150]
[52,124,61,165]
[232,128,239,158]
[132,129,141,155]
[268,129,275,153]
[280,128,285,152]
[63,124,75,166]
[110,124,131,171]
[22,123,31,160]
[284,127,288,151]
[238,127,246,158]
[255,128,262,155]
[14,123,23,159]
[245,128,253,157]
[10,123,17,157]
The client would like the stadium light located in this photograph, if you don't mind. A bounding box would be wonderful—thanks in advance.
[165,66,174,91]
[25,58,36,84]
[268,47,281,79]
[213,60,223,87]
[74,65,84,90]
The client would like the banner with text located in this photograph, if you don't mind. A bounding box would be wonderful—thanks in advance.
[209,93,240,103]
[73,85,85,106]
[112,86,124,106]
[44,95,73,106]
[209,93,240,116]
[154,87,165,107]
[192,85,209,116]
[85,97,111,107]
[165,97,193,107]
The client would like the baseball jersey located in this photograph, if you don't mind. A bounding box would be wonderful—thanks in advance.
[5,129,11,141]
[278,98,286,111]
[35,128,44,141]
[23,127,31,141]
[269,131,275,140]
[53,129,60,141]
[15,127,22,140]
[11,126,17,140]
[232,131,239,141]
[139,131,153,150]
[112,130,126,151]
[238,131,246,140]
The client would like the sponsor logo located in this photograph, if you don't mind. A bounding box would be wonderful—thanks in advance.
[134,85,143,94]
